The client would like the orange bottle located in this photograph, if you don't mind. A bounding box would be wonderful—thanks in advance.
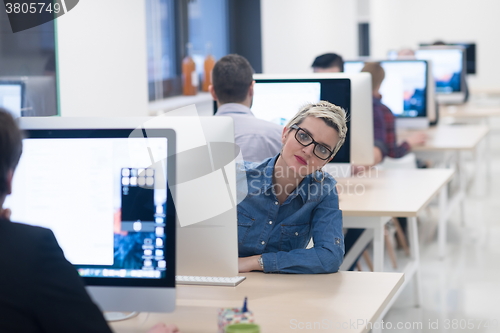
[182,43,198,95]
[202,43,215,92]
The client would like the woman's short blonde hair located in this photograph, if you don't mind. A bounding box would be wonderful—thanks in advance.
[285,101,347,157]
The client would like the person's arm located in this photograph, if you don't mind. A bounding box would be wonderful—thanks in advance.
[239,255,262,272]
[260,187,344,274]
[388,141,411,158]
[373,105,388,160]
[390,132,427,158]
[32,229,113,333]
[404,132,427,149]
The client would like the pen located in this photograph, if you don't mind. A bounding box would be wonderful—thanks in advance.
[242,297,248,312]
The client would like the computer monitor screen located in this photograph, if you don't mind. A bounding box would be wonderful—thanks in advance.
[344,60,428,117]
[5,128,176,312]
[415,47,464,94]
[247,73,374,166]
[420,42,476,74]
[251,82,322,125]
[18,116,240,281]
[1,76,57,117]
[0,81,24,118]
[250,76,351,164]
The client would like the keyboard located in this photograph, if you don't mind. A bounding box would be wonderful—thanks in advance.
[176,275,246,287]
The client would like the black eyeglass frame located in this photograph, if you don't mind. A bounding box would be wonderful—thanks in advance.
[290,124,334,160]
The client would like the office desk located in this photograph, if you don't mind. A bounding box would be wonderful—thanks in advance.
[407,124,489,152]
[399,124,490,212]
[336,169,453,311]
[110,272,404,333]
[440,104,500,119]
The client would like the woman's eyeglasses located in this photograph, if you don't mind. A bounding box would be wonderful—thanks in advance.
[290,124,333,160]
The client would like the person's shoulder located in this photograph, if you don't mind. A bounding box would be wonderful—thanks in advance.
[378,101,393,113]
[1,219,50,234]
[321,171,337,188]
[237,158,272,173]
[256,118,283,131]
[0,221,56,263]
[316,171,337,194]
[1,221,54,244]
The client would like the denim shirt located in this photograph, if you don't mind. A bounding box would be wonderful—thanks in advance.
[236,155,345,274]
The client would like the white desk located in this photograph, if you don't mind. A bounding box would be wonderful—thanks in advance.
[110,272,404,333]
[400,124,490,217]
[409,124,489,152]
[440,104,500,119]
[336,168,454,313]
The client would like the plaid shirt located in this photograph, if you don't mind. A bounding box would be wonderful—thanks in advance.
[373,96,411,158]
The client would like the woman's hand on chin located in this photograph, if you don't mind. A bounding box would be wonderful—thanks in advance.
[238,255,262,273]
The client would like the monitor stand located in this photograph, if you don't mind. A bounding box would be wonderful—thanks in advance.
[104,312,139,322]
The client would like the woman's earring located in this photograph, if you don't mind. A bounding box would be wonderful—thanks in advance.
[313,169,325,183]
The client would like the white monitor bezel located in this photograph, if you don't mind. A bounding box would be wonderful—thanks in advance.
[18,118,178,313]
[344,59,434,129]
[416,45,467,105]
[20,116,240,280]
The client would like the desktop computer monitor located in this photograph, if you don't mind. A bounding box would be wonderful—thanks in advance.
[17,116,240,280]
[0,81,24,118]
[1,76,57,117]
[415,45,466,104]
[142,116,239,278]
[344,59,434,128]
[249,73,374,167]
[7,121,176,313]
[420,42,476,75]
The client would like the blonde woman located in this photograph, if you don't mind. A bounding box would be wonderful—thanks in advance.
[237,101,347,274]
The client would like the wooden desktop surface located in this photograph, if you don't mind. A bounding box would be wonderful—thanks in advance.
[398,124,489,151]
[110,272,404,333]
[337,169,454,217]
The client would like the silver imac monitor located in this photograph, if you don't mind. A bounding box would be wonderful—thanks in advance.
[251,73,374,169]
[344,59,435,128]
[17,116,240,282]
[420,42,476,75]
[415,45,466,104]
[0,81,24,118]
[8,121,177,313]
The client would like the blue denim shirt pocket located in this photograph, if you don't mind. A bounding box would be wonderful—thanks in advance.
[280,223,311,251]
[237,210,255,245]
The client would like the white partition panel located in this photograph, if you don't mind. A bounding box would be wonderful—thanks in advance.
[56,0,148,117]
[261,0,357,74]
[370,0,500,91]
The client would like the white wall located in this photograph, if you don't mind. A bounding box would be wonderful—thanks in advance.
[370,0,500,91]
[261,0,358,74]
[56,0,149,117]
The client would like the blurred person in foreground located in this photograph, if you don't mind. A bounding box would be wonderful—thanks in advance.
[0,109,179,333]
